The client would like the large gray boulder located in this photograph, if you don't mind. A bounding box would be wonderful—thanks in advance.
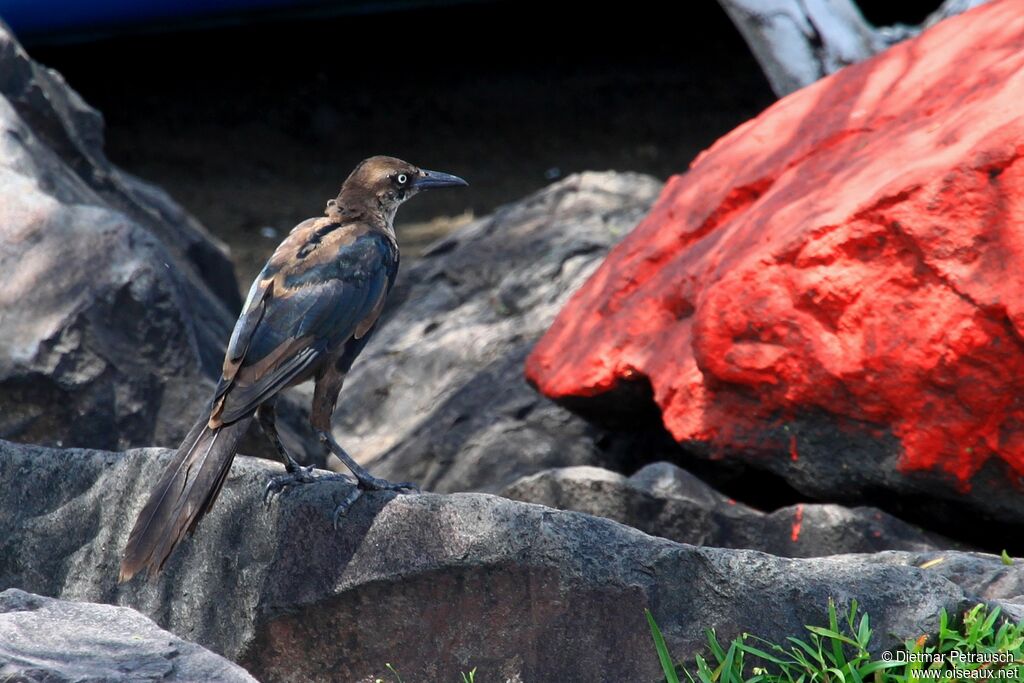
[0,22,314,463]
[0,588,258,682]
[503,462,946,557]
[321,171,677,493]
[0,20,234,451]
[2,439,1022,682]
[0,21,240,312]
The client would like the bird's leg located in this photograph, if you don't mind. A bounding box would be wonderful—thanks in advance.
[316,429,419,492]
[259,400,351,505]
[264,368,419,524]
[315,429,419,525]
[257,400,303,472]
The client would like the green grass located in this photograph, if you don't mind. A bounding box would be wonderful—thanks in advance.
[376,663,405,683]
[646,599,1024,682]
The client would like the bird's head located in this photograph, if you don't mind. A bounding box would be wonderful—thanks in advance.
[336,156,467,223]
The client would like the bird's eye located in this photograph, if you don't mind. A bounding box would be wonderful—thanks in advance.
[396,173,408,185]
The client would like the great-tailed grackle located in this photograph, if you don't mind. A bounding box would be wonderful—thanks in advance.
[119,156,467,581]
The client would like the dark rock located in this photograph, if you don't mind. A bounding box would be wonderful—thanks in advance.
[2,439,1022,682]
[0,588,257,682]
[317,171,673,493]
[503,462,946,557]
[0,22,315,464]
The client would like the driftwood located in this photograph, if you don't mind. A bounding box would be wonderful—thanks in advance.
[717,0,989,96]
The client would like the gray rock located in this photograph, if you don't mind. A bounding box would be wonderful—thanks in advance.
[0,21,240,312]
[503,462,947,557]
[2,439,1022,682]
[319,171,673,493]
[0,22,315,464]
[0,19,233,449]
[0,588,258,682]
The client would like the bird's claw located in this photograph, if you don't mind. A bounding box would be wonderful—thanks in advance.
[263,465,347,506]
[332,487,364,528]
[331,477,419,527]
[266,463,418,524]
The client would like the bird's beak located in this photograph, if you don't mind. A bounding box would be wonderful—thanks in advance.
[413,169,468,190]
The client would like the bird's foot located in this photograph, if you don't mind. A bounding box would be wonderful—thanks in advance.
[263,465,353,506]
[331,475,420,528]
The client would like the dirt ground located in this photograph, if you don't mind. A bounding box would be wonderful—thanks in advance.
[31,0,777,289]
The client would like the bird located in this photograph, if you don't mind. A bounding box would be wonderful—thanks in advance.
[119,156,467,582]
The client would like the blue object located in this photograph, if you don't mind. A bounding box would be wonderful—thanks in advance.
[0,0,456,42]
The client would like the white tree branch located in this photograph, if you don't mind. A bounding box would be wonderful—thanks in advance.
[718,0,990,97]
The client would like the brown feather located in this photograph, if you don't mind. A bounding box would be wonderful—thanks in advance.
[355,286,387,340]
[233,335,315,386]
[262,222,369,295]
[119,416,251,582]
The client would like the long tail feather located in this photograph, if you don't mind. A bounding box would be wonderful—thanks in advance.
[119,416,251,582]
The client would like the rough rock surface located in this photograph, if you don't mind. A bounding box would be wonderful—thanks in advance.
[2,439,1023,682]
[0,22,315,463]
[527,1,1024,521]
[318,171,675,493]
[503,462,944,557]
[0,19,234,451]
[0,588,257,682]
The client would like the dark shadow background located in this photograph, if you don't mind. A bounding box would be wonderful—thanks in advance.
[25,0,942,288]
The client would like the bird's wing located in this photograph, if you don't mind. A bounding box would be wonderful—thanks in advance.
[209,219,397,425]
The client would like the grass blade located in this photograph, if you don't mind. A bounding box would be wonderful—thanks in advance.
[646,608,682,683]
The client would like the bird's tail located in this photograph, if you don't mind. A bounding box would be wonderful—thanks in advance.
[119,415,251,582]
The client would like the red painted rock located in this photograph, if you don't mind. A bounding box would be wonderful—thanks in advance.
[527,0,1024,522]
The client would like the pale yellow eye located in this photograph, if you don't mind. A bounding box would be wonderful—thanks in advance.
[396,173,408,185]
